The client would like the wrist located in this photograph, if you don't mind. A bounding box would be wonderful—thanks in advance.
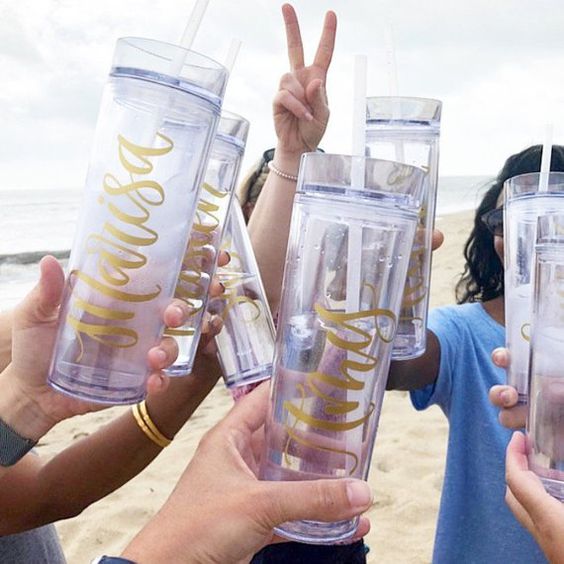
[273,145,306,176]
[0,367,55,441]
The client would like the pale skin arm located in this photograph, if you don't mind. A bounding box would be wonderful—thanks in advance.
[248,4,336,317]
[122,384,373,564]
[248,5,442,390]
[505,431,564,563]
[0,253,226,528]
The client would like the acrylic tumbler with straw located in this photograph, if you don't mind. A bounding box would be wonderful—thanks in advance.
[504,172,564,403]
[527,213,564,500]
[259,152,425,544]
[207,199,276,400]
[365,96,441,360]
[47,37,227,404]
[165,111,250,376]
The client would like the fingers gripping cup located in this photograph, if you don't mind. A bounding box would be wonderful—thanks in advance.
[365,97,442,360]
[165,112,250,376]
[260,153,425,544]
[48,38,227,404]
[208,199,276,399]
[527,213,564,499]
[504,172,564,403]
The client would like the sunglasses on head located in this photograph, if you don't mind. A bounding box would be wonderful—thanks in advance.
[481,207,503,237]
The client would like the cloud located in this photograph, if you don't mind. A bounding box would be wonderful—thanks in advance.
[1,0,564,188]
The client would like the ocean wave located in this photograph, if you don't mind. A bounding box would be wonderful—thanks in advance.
[0,249,70,265]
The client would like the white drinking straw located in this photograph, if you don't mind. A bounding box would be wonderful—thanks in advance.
[180,0,210,50]
[384,26,399,101]
[539,123,553,193]
[384,25,405,162]
[346,54,367,476]
[145,0,211,146]
[224,38,242,75]
[169,0,211,75]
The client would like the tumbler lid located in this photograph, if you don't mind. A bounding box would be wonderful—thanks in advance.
[297,152,425,211]
[112,37,228,110]
[366,96,442,129]
[216,111,250,150]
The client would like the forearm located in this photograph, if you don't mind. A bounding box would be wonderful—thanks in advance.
[248,147,301,317]
[0,355,222,533]
[0,310,13,371]
[386,330,441,391]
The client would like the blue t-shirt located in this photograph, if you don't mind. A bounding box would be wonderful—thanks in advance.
[410,302,547,563]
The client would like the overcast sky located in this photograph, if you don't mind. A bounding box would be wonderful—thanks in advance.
[2,0,564,189]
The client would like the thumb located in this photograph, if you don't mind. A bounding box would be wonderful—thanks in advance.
[260,478,373,526]
[306,79,328,120]
[14,256,64,330]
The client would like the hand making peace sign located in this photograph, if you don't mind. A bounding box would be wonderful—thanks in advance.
[274,4,337,161]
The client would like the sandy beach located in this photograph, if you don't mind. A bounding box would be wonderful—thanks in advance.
[38,209,474,564]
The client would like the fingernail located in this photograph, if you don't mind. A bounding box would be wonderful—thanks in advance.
[304,111,314,121]
[501,391,511,406]
[219,282,226,293]
[346,481,373,510]
[156,349,167,363]
[174,305,184,319]
[225,251,231,263]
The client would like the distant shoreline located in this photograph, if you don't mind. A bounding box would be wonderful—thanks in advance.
[0,249,70,265]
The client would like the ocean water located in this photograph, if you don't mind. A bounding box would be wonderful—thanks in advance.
[0,175,491,310]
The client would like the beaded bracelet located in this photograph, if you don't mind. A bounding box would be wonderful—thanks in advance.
[267,160,298,182]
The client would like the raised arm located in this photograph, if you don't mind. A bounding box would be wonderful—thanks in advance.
[248,4,336,317]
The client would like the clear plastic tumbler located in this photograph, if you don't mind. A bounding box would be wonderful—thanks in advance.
[48,38,227,404]
[260,153,425,544]
[166,112,249,376]
[365,96,441,360]
[208,199,276,400]
[527,213,564,499]
[504,173,564,403]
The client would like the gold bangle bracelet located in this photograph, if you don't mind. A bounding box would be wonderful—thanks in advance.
[138,400,173,447]
[131,404,170,449]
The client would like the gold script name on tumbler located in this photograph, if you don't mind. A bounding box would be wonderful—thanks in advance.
[167,183,228,337]
[283,304,396,473]
[216,236,262,322]
[67,133,173,355]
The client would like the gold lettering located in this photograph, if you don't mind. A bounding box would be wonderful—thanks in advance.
[282,303,396,476]
[68,132,173,352]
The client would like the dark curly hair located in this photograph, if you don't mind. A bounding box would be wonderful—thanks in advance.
[456,144,564,304]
